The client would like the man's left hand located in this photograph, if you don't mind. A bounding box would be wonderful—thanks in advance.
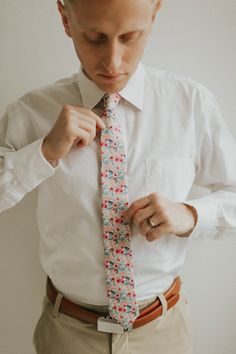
[123,193,197,242]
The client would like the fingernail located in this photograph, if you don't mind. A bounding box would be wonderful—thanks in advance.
[123,216,129,224]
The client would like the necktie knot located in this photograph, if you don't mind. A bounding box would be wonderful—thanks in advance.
[103,93,121,111]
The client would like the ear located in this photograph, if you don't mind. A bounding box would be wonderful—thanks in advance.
[156,0,162,12]
[152,0,162,23]
[57,0,72,38]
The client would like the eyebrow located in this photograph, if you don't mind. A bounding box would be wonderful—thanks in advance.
[82,27,100,32]
[80,26,146,33]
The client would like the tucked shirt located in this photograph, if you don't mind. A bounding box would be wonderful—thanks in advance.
[0,63,236,305]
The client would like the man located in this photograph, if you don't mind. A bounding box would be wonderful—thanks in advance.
[0,0,235,353]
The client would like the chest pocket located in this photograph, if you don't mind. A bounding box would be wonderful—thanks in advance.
[145,158,195,201]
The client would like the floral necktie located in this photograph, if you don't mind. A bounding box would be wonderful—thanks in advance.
[100,93,139,329]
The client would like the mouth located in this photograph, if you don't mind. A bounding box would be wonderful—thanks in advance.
[97,73,125,82]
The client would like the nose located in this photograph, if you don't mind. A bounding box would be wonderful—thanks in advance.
[101,40,123,73]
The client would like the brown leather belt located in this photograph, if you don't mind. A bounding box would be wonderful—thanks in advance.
[46,276,181,333]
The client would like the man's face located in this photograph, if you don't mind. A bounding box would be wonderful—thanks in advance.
[58,0,161,93]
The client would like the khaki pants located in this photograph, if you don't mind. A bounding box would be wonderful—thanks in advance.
[33,288,192,354]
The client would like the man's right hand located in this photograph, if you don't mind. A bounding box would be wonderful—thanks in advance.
[41,105,106,166]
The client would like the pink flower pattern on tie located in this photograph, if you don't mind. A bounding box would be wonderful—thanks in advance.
[100,93,139,329]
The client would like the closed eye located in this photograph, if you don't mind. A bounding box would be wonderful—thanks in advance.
[83,31,142,45]
[84,33,107,44]
[120,32,142,43]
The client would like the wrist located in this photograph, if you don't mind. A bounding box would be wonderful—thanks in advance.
[41,138,59,168]
[178,203,198,238]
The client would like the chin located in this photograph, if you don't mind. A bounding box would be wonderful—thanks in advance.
[96,79,128,94]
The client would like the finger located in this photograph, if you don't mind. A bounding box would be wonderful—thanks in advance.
[72,111,98,137]
[76,113,97,126]
[74,127,91,146]
[132,204,156,228]
[75,107,106,130]
[146,224,167,242]
[123,195,151,223]
[139,213,164,236]
[73,119,96,141]
[146,211,166,230]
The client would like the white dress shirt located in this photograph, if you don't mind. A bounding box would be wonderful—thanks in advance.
[0,63,236,305]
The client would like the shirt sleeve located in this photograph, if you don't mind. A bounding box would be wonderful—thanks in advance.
[0,108,59,213]
[186,86,236,240]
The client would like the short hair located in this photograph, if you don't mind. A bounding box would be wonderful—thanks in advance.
[63,0,159,7]
[62,0,71,6]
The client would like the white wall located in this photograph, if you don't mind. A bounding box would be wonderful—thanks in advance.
[0,1,235,353]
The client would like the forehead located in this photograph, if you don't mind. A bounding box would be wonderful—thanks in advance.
[70,0,154,32]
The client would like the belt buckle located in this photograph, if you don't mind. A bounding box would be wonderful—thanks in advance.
[97,316,133,333]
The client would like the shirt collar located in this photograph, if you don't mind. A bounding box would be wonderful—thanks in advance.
[78,62,145,111]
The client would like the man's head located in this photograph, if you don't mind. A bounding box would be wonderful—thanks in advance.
[58,0,162,93]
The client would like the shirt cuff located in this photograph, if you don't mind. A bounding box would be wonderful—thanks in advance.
[4,137,60,191]
[183,198,218,240]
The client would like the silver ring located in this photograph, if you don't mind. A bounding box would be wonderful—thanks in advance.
[147,218,156,229]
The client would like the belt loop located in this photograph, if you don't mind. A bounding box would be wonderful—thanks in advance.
[158,294,168,316]
[52,293,64,318]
